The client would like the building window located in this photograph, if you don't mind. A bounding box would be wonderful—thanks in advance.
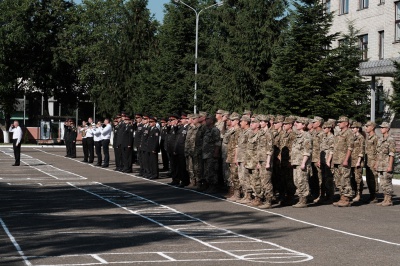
[379,31,384,59]
[379,0,385,5]
[325,0,331,13]
[359,0,369,9]
[359,34,368,60]
[340,0,349,15]
[396,2,400,41]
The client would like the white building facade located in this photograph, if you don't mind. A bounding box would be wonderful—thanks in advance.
[326,0,400,121]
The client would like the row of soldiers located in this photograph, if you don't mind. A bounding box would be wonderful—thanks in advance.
[129,110,395,208]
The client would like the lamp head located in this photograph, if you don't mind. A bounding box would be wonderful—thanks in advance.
[174,0,180,3]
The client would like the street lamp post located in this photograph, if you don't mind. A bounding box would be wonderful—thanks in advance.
[174,0,223,114]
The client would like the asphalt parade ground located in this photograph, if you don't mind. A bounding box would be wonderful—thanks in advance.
[0,147,400,266]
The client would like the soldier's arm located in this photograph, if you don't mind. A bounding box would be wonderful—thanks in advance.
[387,138,396,172]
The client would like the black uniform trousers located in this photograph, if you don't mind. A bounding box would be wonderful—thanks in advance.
[12,139,21,165]
[149,152,159,178]
[114,146,122,170]
[70,141,76,158]
[177,153,189,185]
[94,140,102,165]
[122,147,133,172]
[82,138,88,161]
[86,137,94,162]
[102,139,110,166]
[160,139,169,170]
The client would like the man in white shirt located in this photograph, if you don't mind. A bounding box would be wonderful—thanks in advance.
[101,118,112,168]
[9,121,23,166]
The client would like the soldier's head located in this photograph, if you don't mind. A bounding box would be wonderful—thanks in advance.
[240,115,251,129]
[206,115,216,127]
[250,117,260,131]
[337,116,349,130]
[312,116,324,129]
[295,117,308,131]
[273,115,284,130]
[379,121,391,135]
[222,110,230,122]
[88,117,93,124]
[283,117,295,131]
[124,115,130,124]
[364,121,376,134]
[169,115,179,126]
[135,113,142,123]
[215,109,224,121]
[229,113,240,127]
[142,115,149,125]
[323,122,333,134]
[149,116,157,126]
[350,121,362,134]
[160,118,167,127]
[180,113,189,125]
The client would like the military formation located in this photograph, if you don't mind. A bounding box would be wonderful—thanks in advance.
[71,110,397,208]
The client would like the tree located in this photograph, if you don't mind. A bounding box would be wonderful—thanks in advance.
[388,61,400,116]
[266,0,339,117]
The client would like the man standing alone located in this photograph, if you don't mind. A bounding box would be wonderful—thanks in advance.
[9,121,23,166]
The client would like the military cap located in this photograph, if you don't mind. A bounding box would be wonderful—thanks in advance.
[169,113,179,119]
[192,113,199,119]
[160,118,167,123]
[322,122,333,128]
[240,115,251,122]
[199,111,208,117]
[258,114,268,121]
[121,111,127,117]
[312,116,324,123]
[187,113,194,119]
[379,121,391,128]
[351,121,362,128]
[275,115,285,123]
[222,110,230,116]
[242,110,252,116]
[365,121,376,128]
[283,117,295,124]
[149,116,156,122]
[269,115,275,121]
[142,114,149,119]
[296,117,309,124]
[252,117,260,123]
[134,113,142,117]
[216,109,224,114]
[180,112,188,119]
[125,115,131,120]
[229,112,240,120]
[337,116,349,122]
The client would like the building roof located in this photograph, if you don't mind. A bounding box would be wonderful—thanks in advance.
[359,58,400,77]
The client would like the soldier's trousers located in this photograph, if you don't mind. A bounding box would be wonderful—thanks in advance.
[160,139,169,170]
[281,162,295,197]
[177,153,188,184]
[238,162,251,193]
[65,139,71,156]
[149,151,159,178]
[114,146,123,169]
[71,141,76,157]
[247,168,261,197]
[122,147,132,172]
[378,171,393,195]
[293,165,310,198]
[94,140,102,165]
[321,163,334,197]
[193,153,203,183]
[203,157,218,185]
[221,147,230,186]
[366,164,379,194]
[142,151,150,176]
[169,152,179,181]
[137,148,143,174]
[186,155,194,181]
[333,164,353,197]
[310,162,322,197]
[229,163,240,190]
[351,166,364,194]
[272,158,282,195]
[259,162,274,199]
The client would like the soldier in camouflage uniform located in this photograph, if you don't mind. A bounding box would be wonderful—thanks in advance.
[331,116,354,207]
[279,116,297,206]
[185,114,197,188]
[226,113,241,201]
[320,122,335,203]
[195,112,207,191]
[257,114,274,209]
[202,115,221,194]
[244,116,262,206]
[221,111,232,192]
[310,116,325,203]
[350,122,365,202]
[364,121,379,203]
[374,122,396,206]
[271,115,285,201]
[236,116,252,203]
[291,117,312,208]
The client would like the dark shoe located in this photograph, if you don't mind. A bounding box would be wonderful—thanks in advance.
[82,160,88,163]
[12,164,20,166]
[88,161,94,163]
[168,182,179,186]
[123,170,132,173]
[149,176,159,180]
[101,165,109,168]
[95,163,101,166]
[65,155,70,157]
[70,156,76,158]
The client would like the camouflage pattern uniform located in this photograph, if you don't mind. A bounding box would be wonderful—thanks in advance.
[226,127,241,190]
[279,125,296,199]
[237,127,251,193]
[185,121,199,185]
[320,128,335,199]
[245,129,261,197]
[202,126,221,185]
[365,124,379,198]
[310,129,324,199]
[376,133,396,196]
[332,125,354,198]
[258,125,274,200]
[222,127,234,186]
[291,129,312,198]
[350,126,365,197]
[271,127,283,197]
[194,124,206,184]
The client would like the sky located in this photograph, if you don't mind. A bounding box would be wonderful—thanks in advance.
[148,0,169,22]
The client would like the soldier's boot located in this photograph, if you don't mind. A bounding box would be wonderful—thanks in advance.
[205,184,218,194]
[259,197,273,209]
[352,191,361,203]
[321,193,334,204]
[186,179,197,189]
[227,189,241,201]
[249,196,263,207]
[313,188,323,204]
[224,186,234,199]
[333,195,345,207]
[280,195,294,206]
[381,195,393,207]
[369,193,378,204]
[337,196,351,207]
[196,181,208,192]
[292,197,307,208]
[376,195,388,206]
[238,192,252,204]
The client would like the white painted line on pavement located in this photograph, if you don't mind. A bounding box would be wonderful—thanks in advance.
[157,252,177,261]
[90,254,108,264]
[0,218,32,266]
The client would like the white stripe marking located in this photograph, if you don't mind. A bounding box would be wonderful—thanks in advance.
[0,218,32,266]
[90,254,108,264]
[157,252,177,261]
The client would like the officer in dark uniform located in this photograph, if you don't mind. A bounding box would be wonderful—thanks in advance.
[167,114,179,185]
[64,119,71,157]
[147,116,160,179]
[134,114,144,174]
[121,115,134,173]
[174,113,189,187]
[69,120,77,158]
[139,115,150,177]
[160,118,169,171]
[113,114,124,171]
